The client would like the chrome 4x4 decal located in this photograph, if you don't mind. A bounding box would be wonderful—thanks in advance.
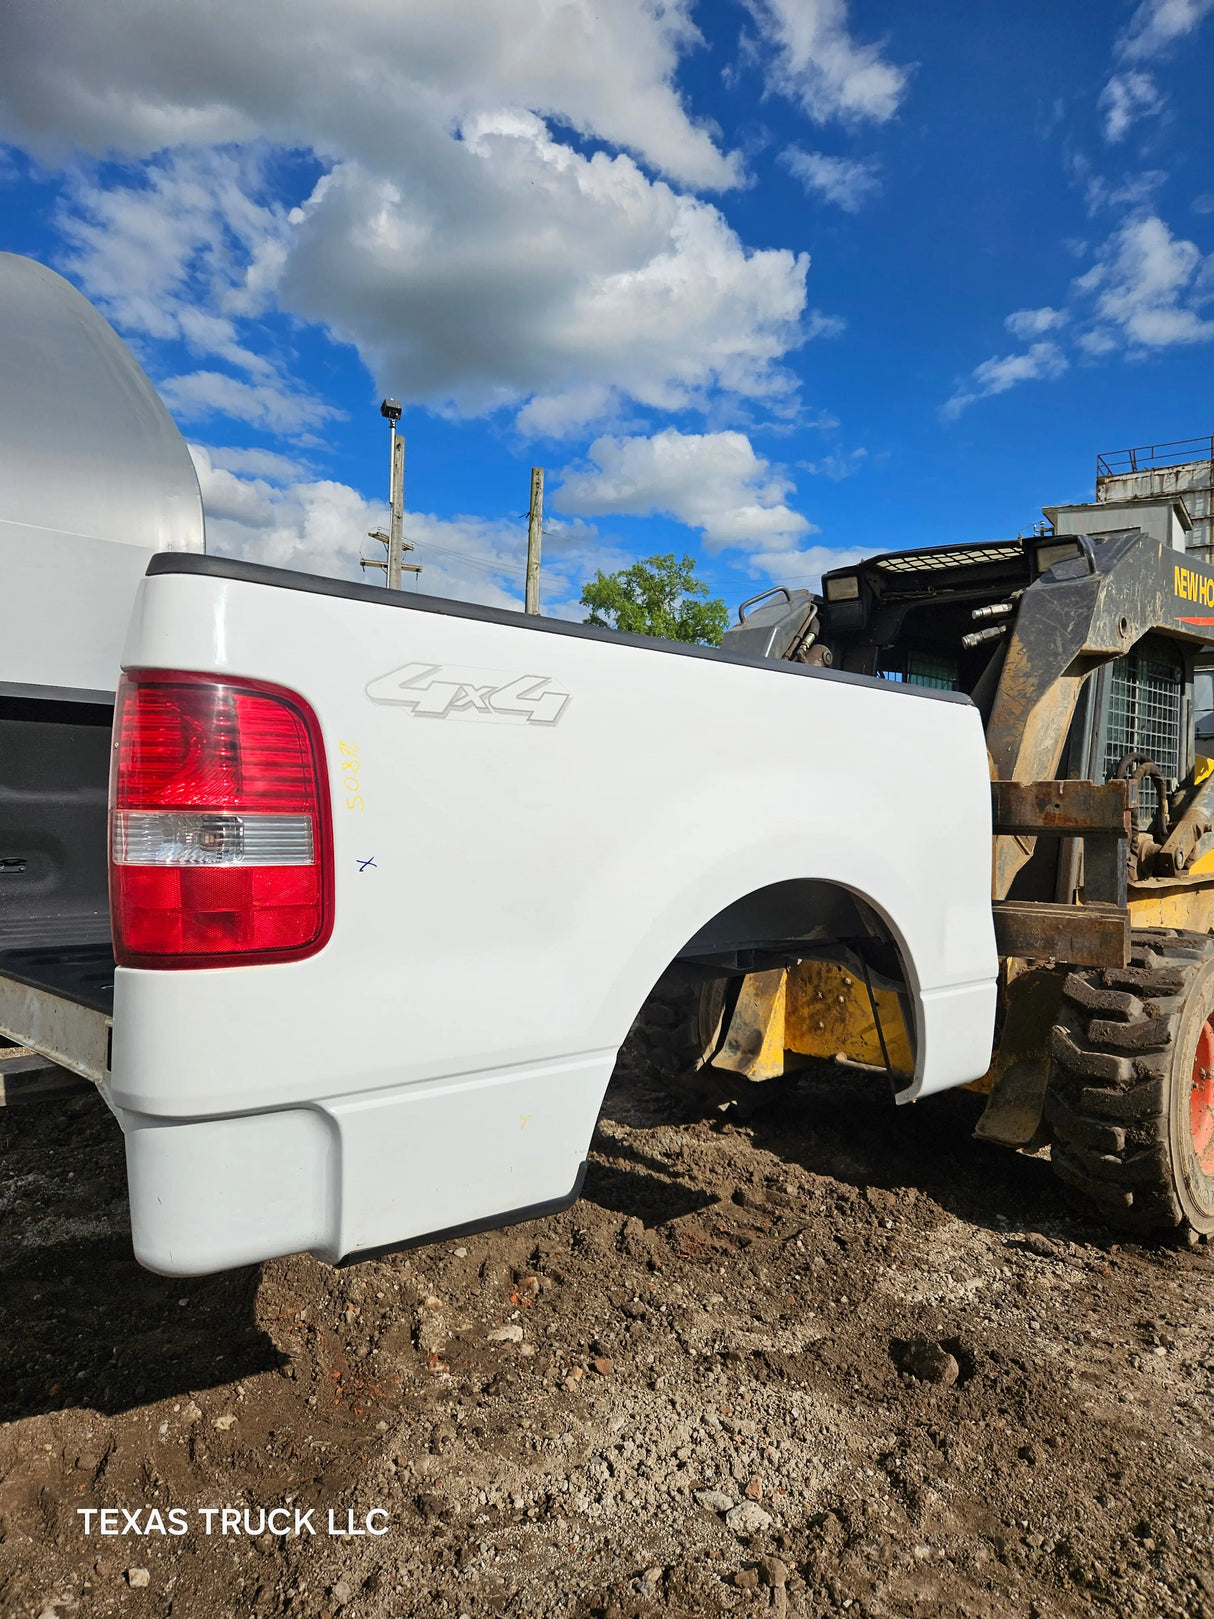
[365,662,570,725]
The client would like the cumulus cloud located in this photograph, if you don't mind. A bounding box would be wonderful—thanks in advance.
[946,211,1214,416]
[1004,307,1069,339]
[554,427,819,577]
[280,116,810,432]
[1074,213,1214,348]
[190,445,606,611]
[781,147,880,211]
[0,0,736,189]
[1,2,819,436]
[942,342,1069,420]
[745,0,909,124]
[1099,71,1163,142]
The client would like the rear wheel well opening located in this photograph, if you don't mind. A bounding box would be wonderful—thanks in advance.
[624,879,918,1086]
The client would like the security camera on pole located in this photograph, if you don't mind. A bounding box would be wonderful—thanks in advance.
[361,398,420,589]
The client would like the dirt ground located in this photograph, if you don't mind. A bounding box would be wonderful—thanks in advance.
[2,1037,1213,1619]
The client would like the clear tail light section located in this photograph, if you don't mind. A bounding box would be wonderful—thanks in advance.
[110,671,334,968]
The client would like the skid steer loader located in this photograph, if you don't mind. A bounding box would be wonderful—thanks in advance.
[686,490,1214,1239]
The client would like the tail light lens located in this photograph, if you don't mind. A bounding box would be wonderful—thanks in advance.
[110,671,334,968]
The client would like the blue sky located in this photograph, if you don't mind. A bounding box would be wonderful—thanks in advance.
[2,0,1213,619]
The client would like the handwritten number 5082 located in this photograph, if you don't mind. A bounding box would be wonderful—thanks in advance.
[337,740,364,811]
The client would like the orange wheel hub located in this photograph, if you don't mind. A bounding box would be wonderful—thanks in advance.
[1190,1015,1214,1176]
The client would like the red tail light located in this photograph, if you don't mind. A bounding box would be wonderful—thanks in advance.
[110,671,334,968]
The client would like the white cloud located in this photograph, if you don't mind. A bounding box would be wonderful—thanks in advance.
[55,148,292,385]
[1119,0,1214,61]
[802,447,867,479]
[4,3,816,437]
[1074,213,1214,348]
[161,370,341,435]
[1004,306,1069,339]
[1100,0,1214,132]
[948,211,1214,413]
[202,445,311,483]
[191,446,379,578]
[781,147,880,211]
[942,342,1069,420]
[554,428,818,577]
[280,118,810,432]
[803,308,847,340]
[1083,167,1169,217]
[0,0,736,189]
[189,446,610,613]
[745,0,909,125]
[757,542,867,590]
[1099,71,1163,142]
[54,146,341,435]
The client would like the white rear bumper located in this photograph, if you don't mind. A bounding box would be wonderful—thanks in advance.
[120,1051,611,1275]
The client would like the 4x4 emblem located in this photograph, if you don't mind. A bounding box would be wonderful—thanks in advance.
[365,662,570,725]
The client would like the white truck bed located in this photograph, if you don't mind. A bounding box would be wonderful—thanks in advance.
[16,550,995,1276]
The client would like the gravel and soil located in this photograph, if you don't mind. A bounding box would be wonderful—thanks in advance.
[1,1035,1213,1618]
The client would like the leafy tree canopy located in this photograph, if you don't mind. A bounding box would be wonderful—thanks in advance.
[579,552,729,646]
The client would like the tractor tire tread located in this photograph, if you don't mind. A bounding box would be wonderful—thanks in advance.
[1047,928,1214,1234]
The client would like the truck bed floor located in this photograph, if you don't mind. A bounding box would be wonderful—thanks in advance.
[0,943,115,1015]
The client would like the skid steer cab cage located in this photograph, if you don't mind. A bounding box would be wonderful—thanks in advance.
[109,670,335,969]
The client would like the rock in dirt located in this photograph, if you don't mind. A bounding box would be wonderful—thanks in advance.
[696,1489,736,1513]
[760,1556,790,1586]
[330,1579,353,1605]
[487,1324,524,1344]
[126,1568,150,1588]
[725,1502,773,1534]
[417,1300,449,1354]
[894,1335,960,1386]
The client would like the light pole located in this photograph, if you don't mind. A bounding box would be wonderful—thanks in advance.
[361,398,420,588]
[381,398,405,591]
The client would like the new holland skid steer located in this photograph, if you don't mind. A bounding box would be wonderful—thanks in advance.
[675,457,1214,1240]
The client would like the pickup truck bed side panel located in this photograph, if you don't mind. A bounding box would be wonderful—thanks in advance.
[111,567,997,1274]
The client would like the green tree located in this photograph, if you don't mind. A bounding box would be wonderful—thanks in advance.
[579,552,729,646]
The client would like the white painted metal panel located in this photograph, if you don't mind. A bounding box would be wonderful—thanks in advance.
[0,253,203,695]
[110,568,1000,1274]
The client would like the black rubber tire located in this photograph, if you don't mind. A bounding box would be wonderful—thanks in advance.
[1045,928,1214,1237]
[619,971,730,1081]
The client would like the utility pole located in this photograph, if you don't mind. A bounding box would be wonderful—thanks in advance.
[361,397,421,588]
[525,466,544,615]
[386,417,405,590]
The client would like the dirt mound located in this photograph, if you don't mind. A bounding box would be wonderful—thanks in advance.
[2,1051,1213,1617]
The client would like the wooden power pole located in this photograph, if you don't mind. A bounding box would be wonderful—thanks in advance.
[526,467,544,615]
[386,425,406,590]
